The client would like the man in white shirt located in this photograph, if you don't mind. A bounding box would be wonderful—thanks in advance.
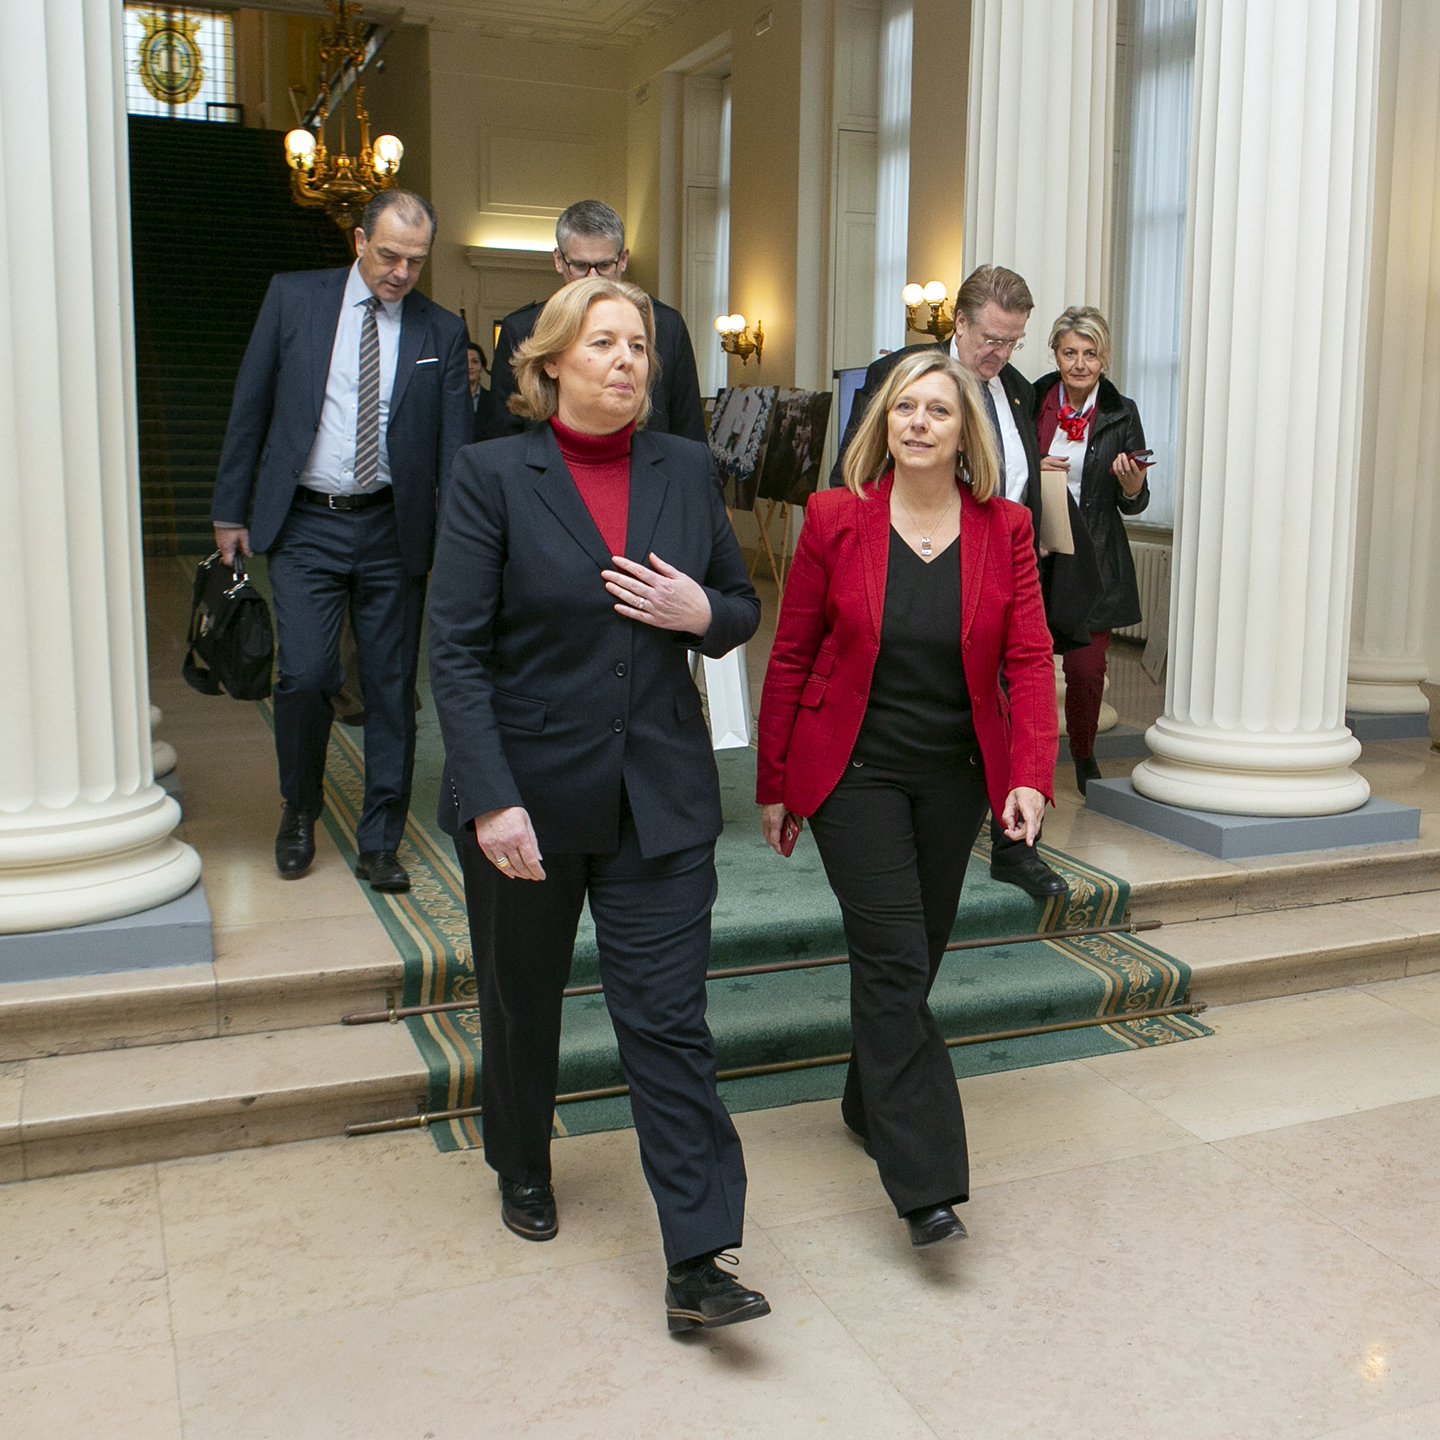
[212,190,470,888]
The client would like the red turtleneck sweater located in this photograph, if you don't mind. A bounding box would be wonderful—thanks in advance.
[551,416,633,558]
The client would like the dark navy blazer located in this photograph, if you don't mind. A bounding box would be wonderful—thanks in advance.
[427,423,760,858]
[211,267,471,576]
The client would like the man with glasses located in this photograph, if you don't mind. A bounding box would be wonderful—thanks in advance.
[829,264,1071,900]
[477,200,707,443]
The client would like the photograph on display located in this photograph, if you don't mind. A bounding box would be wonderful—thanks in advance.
[755,389,833,507]
[707,385,777,510]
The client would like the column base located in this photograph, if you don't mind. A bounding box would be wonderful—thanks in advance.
[0,789,201,933]
[1345,675,1430,716]
[0,881,213,984]
[1132,720,1370,816]
[1346,711,1431,742]
[1085,780,1419,860]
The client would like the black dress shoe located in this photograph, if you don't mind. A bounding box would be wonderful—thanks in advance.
[355,849,410,892]
[989,849,1069,898]
[274,804,316,879]
[665,1253,771,1332]
[904,1204,968,1248]
[1074,754,1102,797]
[497,1176,557,1241]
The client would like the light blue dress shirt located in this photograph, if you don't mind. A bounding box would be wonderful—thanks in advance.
[302,262,402,494]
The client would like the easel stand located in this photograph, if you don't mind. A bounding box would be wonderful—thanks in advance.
[748,499,793,600]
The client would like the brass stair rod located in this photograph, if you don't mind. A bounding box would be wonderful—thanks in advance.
[342,919,1164,1027]
[344,999,1205,1137]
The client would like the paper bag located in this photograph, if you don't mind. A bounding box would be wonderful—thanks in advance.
[702,645,753,750]
[1039,469,1076,554]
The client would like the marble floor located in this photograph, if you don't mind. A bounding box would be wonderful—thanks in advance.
[6,974,1440,1438]
[7,562,1434,1436]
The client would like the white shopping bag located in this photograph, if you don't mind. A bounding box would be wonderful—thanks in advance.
[701,645,753,750]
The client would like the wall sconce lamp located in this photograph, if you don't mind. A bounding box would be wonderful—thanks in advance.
[715,313,764,365]
[902,280,954,341]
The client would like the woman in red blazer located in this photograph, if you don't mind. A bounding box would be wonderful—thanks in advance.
[757,348,1056,1248]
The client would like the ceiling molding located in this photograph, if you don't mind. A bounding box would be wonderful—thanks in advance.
[403,0,709,48]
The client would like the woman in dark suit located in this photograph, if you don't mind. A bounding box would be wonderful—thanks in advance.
[427,278,768,1332]
[757,349,1056,1249]
[1033,306,1150,795]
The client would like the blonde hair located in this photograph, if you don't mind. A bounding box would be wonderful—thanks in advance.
[1048,305,1112,371]
[507,277,659,425]
[840,349,1000,502]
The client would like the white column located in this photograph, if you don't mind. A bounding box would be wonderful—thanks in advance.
[1132,0,1380,817]
[963,0,1116,371]
[0,1,200,932]
[1346,0,1438,719]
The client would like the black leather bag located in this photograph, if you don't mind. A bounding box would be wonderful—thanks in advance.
[183,552,275,701]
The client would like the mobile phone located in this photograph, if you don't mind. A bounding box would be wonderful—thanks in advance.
[1129,449,1156,467]
[779,812,802,857]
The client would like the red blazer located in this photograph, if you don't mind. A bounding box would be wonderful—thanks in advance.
[757,473,1057,819]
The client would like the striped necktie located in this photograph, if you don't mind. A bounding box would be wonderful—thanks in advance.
[355,295,382,488]
[980,380,1007,494]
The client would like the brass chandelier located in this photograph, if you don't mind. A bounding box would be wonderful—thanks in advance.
[284,1,403,237]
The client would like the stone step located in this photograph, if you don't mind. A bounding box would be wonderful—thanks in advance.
[0,928,403,1063]
[2,1020,426,1182]
[2,886,1438,1181]
[4,834,1438,1065]
[1125,834,1440,925]
[1161,888,1440,1006]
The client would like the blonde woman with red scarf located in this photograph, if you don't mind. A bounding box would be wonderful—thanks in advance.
[1033,306,1151,797]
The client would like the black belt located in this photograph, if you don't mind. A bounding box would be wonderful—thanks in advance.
[295,486,394,513]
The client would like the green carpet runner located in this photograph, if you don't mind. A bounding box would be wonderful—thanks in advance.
[308,708,1211,1152]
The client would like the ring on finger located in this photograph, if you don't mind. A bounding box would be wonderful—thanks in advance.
[496,854,510,868]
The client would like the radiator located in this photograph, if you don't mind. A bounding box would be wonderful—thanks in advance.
[1115,541,1170,642]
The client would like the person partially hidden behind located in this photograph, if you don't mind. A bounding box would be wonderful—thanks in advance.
[466,340,489,440]
[427,277,768,1332]
[829,265,1070,900]
[211,190,471,890]
[758,349,1057,1249]
[1032,306,1151,795]
[477,199,707,444]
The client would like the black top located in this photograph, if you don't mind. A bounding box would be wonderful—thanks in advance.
[851,528,975,769]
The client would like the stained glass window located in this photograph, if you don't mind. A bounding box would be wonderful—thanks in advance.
[124,5,236,121]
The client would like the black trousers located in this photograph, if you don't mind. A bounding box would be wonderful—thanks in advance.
[268,502,426,852]
[455,800,746,1267]
[807,756,991,1216]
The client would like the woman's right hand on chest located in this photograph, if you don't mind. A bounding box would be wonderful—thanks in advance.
[474,806,546,881]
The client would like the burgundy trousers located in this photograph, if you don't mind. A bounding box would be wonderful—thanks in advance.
[1062,630,1111,759]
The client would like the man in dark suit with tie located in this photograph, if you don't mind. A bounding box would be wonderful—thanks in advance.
[212,190,471,890]
[477,199,708,444]
[828,265,1069,900]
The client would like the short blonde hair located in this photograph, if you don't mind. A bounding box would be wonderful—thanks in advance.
[507,277,659,425]
[1048,306,1112,371]
[840,349,1000,502]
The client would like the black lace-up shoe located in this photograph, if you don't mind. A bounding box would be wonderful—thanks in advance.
[497,1176,557,1241]
[903,1203,968,1247]
[275,804,316,879]
[355,849,410,892]
[665,1252,771,1332]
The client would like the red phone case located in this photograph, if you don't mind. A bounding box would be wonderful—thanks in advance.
[779,812,801,857]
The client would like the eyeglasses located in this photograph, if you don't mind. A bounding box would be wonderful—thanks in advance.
[978,334,1025,354]
[561,254,623,278]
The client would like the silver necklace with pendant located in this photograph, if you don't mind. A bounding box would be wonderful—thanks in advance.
[894,489,956,559]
